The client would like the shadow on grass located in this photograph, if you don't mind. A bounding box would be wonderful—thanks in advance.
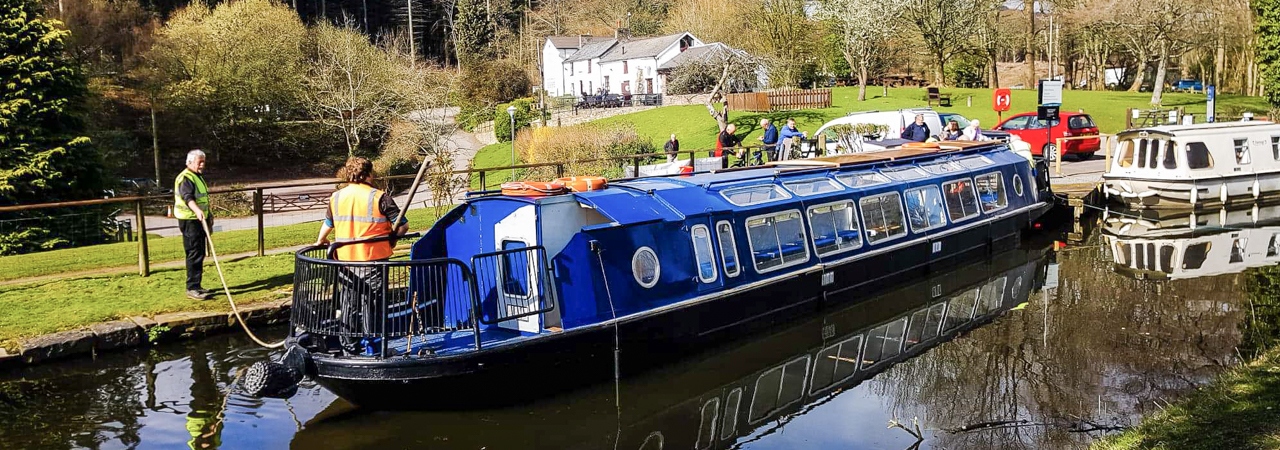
[730,110,829,136]
[229,273,294,296]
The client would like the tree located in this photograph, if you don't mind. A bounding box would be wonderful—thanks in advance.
[305,21,404,155]
[820,0,904,100]
[665,46,760,131]
[902,0,986,86]
[453,0,495,68]
[751,0,818,88]
[0,0,107,254]
[1259,0,1280,108]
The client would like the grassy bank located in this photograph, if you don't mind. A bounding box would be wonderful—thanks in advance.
[1093,348,1280,449]
[471,86,1273,174]
[0,207,443,283]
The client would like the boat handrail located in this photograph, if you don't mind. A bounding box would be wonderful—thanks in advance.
[469,245,560,326]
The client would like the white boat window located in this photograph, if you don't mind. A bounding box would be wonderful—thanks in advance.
[955,155,995,169]
[715,221,741,278]
[810,335,862,395]
[1146,139,1160,168]
[1186,142,1214,169]
[1118,140,1135,168]
[808,201,862,257]
[691,225,718,284]
[1268,234,1280,257]
[860,193,907,244]
[720,388,742,440]
[782,178,843,196]
[904,186,947,233]
[1234,138,1252,165]
[1272,136,1280,160]
[835,171,891,188]
[881,166,930,181]
[746,210,810,273]
[1162,141,1178,169]
[975,172,1008,212]
[720,184,792,207]
[631,247,661,288]
[943,179,981,222]
[920,161,965,174]
[695,397,719,450]
[1231,238,1247,263]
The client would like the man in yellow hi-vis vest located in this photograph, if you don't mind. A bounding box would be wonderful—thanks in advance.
[174,150,213,300]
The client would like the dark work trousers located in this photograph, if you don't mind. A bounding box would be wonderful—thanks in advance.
[179,219,208,291]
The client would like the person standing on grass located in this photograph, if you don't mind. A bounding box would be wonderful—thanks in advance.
[665,134,680,163]
[757,119,779,165]
[174,150,213,300]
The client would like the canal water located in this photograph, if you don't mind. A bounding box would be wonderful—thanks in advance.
[2,212,1277,450]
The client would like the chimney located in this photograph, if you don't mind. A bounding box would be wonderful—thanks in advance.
[578,34,587,47]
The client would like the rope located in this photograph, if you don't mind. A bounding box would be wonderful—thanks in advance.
[201,219,285,349]
[594,246,623,450]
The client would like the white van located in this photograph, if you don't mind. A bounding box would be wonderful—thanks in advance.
[805,108,943,154]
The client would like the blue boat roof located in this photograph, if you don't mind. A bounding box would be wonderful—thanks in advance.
[481,142,1020,226]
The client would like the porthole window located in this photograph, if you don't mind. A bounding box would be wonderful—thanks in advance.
[632,247,660,288]
[1012,174,1024,197]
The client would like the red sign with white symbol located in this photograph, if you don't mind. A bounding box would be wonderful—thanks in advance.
[993,89,1012,112]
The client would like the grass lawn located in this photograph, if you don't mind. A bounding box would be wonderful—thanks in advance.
[1092,347,1280,449]
[0,253,296,346]
[470,86,1273,175]
[0,208,442,283]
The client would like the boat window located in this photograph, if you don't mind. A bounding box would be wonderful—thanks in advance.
[500,240,531,297]
[808,201,862,257]
[720,184,792,207]
[695,397,719,450]
[746,210,810,273]
[749,356,809,423]
[720,388,742,440]
[1118,140,1135,168]
[1234,138,1251,165]
[1183,242,1210,270]
[1160,245,1175,273]
[1136,139,1148,168]
[1270,234,1280,257]
[943,179,980,222]
[1012,174,1024,197]
[976,277,1008,315]
[860,193,907,244]
[835,171,891,188]
[631,247,661,288]
[955,155,995,169]
[861,318,908,368]
[943,289,979,331]
[1114,241,1130,266]
[810,335,862,394]
[904,186,947,233]
[974,172,1008,212]
[782,178,843,196]
[1162,141,1178,169]
[1146,139,1160,168]
[920,161,965,174]
[1186,142,1213,169]
[1273,136,1280,160]
[1231,238,1247,263]
[716,221,741,278]
[691,225,718,284]
[880,166,930,181]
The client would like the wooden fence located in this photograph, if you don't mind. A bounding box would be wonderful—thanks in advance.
[726,89,832,112]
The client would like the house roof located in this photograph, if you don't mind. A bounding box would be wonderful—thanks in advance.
[597,32,689,63]
[564,39,619,62]
[546,35,609,49]
[656,43,742,71]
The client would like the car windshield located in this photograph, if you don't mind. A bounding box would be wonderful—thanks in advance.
[941,114,971,129]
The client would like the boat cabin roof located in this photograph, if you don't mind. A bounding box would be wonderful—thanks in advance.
[477,141,1017,226]
[1117,121,1280,140]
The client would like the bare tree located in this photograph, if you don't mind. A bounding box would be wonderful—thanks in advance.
[902,0,987,86]
[304,21,403,155]
[820,0,905,100]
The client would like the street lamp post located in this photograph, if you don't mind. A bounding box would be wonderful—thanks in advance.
[507,105,517,182]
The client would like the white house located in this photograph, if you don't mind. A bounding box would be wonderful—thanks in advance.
[543,32,717,97]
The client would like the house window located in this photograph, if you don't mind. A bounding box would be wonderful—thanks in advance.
[746,210,809,273]
[974,172,1007,212]
[623,61,629,74]
[691,225,717,283]
[860,193,907,244]
[603,76,609,90]
[588,60,592,73]
[1234,138,1251,164]
[716,221,740,278]
[1186,142,1213,169]
[808,201,861,257]
[904,186,947,233]
[942,179,980,222]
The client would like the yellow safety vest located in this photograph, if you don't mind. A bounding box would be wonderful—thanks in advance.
[330,183,394,261]
[173,169,209,220]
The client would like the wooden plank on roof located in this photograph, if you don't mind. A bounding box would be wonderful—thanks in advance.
[768,141,995,168]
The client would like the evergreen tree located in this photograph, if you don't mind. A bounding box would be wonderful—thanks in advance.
[1259,0,1280,109]
[0,0,106,254]
[453,0,495,68]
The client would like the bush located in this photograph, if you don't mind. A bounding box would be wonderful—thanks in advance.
[946,53,987,88]
[515,123,656,181]
[494,98,539,142]
[459,59,531,106]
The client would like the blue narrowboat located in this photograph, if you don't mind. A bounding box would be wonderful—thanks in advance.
[279,140,1053,409]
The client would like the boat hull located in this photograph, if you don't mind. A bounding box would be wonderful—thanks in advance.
[1103,170,1280,209]
[296,203,1049,410]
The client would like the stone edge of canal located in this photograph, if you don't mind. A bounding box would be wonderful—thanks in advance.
[0,299,291,368]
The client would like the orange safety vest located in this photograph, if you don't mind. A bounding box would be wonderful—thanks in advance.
[329,183,394,261]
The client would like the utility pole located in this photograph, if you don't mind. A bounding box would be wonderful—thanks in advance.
[408,0,416,65]
[151,102,160,184]
[1026,0,1036,87]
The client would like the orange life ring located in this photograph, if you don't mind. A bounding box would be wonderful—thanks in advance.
[501,181,568,197]
[553,176,608,192]
[902,141,941,149]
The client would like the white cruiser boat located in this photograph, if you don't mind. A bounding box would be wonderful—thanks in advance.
[1103,121,1280,208]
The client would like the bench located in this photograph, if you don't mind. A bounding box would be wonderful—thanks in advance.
[925,87,952,107]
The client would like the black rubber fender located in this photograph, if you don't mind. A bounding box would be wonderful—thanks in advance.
[241,360,301,398]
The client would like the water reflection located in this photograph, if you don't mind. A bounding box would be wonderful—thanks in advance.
[0,227,1273,449]
[1103,204,1280,279]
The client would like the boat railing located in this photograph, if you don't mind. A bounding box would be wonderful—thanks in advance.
[470,246,559,325]
[290,246,482,353]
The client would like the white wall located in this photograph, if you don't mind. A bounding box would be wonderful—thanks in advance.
[564,58,604,97]
[541,41,564,96]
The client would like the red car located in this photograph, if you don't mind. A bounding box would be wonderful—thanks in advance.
[994,112,1101,161]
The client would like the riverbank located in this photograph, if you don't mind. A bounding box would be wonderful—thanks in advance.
[1092,346,1280,449]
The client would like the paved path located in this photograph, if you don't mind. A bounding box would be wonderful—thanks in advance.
[1047,154,1107,186]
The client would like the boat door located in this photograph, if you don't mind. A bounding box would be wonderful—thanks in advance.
[490,204,542,333]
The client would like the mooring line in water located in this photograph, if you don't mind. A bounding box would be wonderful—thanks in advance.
[592,243,624,450]
[201,220,286,349]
